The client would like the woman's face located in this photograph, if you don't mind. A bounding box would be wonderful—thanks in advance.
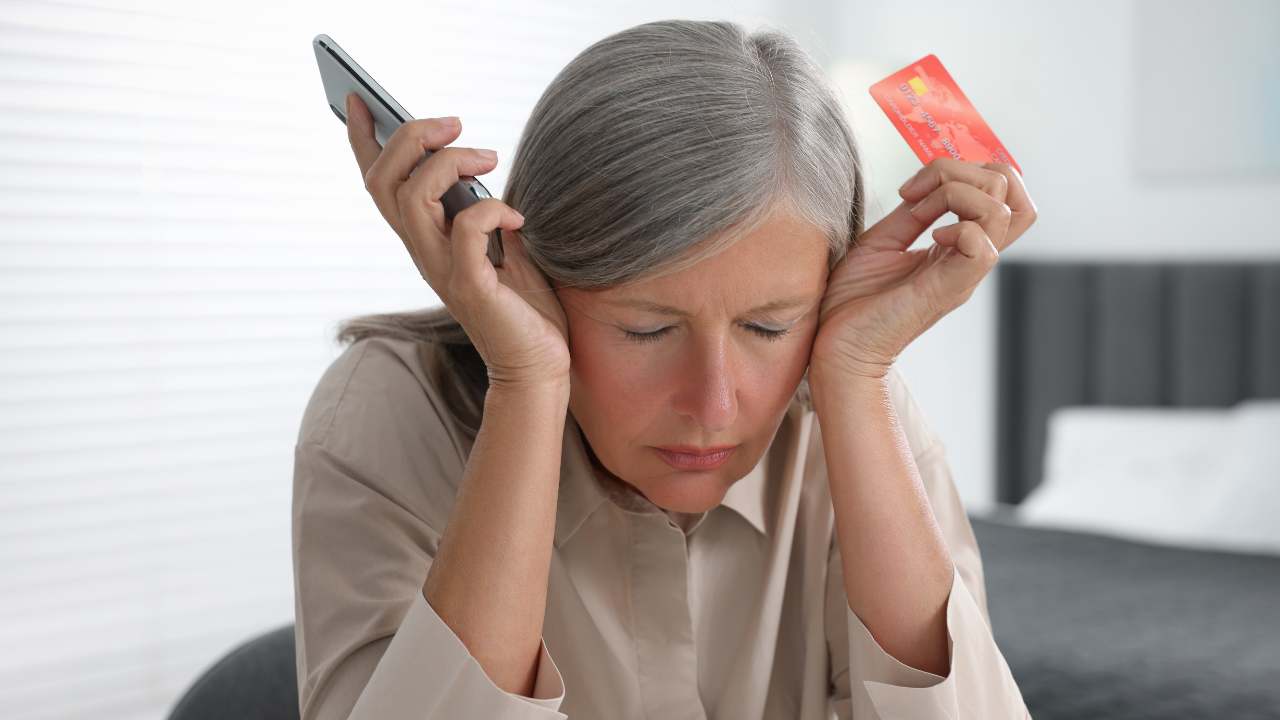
[555,207,831,513]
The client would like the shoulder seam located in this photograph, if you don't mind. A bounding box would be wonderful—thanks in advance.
[306,337,464,469]
[312,339,375,448]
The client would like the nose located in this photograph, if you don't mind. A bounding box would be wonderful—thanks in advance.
[672,333,738,433]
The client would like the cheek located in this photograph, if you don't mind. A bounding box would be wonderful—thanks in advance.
[567,327,662,414]
[576,340,665,394]
[750,343,812,407]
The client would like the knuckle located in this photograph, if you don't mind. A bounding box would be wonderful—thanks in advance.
[986,170,1009,195]
[451,205,476,231]
[434,146,478,174]
[409,120,441,146]
[387,121,411,146]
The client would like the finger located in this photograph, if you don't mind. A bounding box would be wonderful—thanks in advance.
[365,116,464,194]
[899,157,1009,205]
[344,93,383,179]
[396,147,501,265]
[931,220,993,259]
[923,220,999,308]
[981,162,1037,241]
[362,117,464,240]
[908,181,1012,251]
[346,100,466,244]
[404,146,501,216]
[496,228,549,296]
[448,199,526,298]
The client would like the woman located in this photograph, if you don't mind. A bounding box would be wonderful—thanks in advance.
[292,19,1036,720]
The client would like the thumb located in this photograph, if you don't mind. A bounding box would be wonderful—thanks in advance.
[498,228,552,295]
[345,93,382,179]
[926,220,999,308]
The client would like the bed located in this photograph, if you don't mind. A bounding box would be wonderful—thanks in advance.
[967,260,1280,719]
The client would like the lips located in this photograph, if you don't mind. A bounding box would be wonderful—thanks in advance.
[653,445,738,470]
[655,445,737,456]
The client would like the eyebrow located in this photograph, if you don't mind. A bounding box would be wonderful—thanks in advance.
[603,295,813,319]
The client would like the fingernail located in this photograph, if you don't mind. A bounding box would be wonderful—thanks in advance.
[478,148,497,160]
[345,93,353,114]
[909,199,926,215]
[443,116,461,127]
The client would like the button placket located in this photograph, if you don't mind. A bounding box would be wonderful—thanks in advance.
[629,513,707,720]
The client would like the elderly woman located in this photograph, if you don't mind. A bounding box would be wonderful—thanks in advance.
[292,18,1036,720]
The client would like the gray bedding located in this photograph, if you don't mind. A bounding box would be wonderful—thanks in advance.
[968,514,1280,719]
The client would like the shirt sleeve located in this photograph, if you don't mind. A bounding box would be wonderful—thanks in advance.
[291,340,567,720]
[824,372,1031,719]
[294,442,567,720]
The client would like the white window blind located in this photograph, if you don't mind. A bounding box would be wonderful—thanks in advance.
[0,1,779,718]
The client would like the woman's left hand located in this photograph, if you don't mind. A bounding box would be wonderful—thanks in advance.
[809,158,1038,381]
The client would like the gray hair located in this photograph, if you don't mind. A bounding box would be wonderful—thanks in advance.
[336,18,866,436]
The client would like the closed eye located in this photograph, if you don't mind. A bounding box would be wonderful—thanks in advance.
[623,324,791,344]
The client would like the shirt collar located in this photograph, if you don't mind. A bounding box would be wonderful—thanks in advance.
[554,392,808,549]
[554,412,610,549]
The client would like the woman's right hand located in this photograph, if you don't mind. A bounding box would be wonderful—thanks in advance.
[343,93,571,390]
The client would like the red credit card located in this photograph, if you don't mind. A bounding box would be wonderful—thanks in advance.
[869,54,1020,174]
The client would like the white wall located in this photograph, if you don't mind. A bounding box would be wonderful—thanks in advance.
[776,0,1280,511]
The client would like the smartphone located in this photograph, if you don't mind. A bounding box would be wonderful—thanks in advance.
[312,33,505,268]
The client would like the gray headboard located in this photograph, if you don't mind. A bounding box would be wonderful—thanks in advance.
[995,260,1280,505]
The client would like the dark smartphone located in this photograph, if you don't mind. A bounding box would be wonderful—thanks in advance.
[312,33,505,268]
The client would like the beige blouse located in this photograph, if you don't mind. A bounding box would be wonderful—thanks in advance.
[291,335,1030,719]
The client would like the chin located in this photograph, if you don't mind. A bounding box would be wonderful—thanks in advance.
[641,470,734,513]
[651,491,724,514]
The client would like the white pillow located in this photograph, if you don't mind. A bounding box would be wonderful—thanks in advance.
[1197,400,1280,552]
[1016,400,1280,555]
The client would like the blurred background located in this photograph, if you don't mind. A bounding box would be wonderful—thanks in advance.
[2,1,1277,718]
